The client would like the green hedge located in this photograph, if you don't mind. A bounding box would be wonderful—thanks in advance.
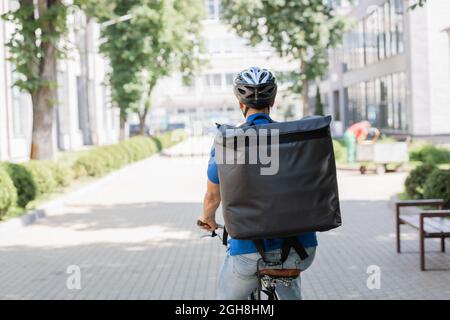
[404,164,437,200]
[409,143,450,164]
[73,132,185,178]
[424,169,450,208]
[24,161,58,195]
[332,139,346,163]
[0,131,185,217]
[0,166,17,218]
[2,163,37,208]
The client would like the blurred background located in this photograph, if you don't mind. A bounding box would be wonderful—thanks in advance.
[0,0,449,300]
[1,0,449,162]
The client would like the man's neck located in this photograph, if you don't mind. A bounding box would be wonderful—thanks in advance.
[245,108,269,119]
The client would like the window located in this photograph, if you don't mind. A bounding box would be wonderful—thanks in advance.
[212,74,221,87]
[394,0,404,54]
[384,1,391,58]
[333,90,341,121]
[341,0,405,72]
[225,73,234,86]
[376,6,385,61]
[205,0,221,20]
[344,72,407,131]
[203,73,222,88]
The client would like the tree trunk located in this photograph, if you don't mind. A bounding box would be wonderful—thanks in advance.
[138,100,150,136]
[138,113,147,135]
[301,61,309,117]
[119,113,127,141]
[30,88,56,160]
[30,1,58,160]
[302,78,310,117]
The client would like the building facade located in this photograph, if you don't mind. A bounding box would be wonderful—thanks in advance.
[315,0,450,140]
[148,0,300,133]
[0,0,120,162]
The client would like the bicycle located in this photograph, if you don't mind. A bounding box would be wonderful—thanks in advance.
[197,220,302,300]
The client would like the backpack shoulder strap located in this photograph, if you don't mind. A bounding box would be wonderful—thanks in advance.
[281,237,309,262]
[253,239,267,262]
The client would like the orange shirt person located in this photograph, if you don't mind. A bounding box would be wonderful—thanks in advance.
[343,121,379,163]
[347,120,371,142]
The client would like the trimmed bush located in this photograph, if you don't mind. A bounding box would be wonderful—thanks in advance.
[409,143,450,164]
[404,164,437,200]
[424,169,450,208]
[0,166,18,217]
[332,139,346,163]
[2,163,37,207]
[25,161,57,195]
[43,161,74,188]
[73,153,108,178]
[71,131,185,178]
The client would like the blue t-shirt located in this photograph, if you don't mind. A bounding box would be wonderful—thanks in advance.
[207,113,318,256]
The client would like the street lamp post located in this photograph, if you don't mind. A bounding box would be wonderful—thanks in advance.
[99,14,133,28]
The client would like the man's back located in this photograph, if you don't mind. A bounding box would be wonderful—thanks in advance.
[207,112,318,256]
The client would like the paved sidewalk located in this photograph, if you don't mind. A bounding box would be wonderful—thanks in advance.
[0,138,449,299]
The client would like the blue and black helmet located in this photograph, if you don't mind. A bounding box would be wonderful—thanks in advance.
[233,67,277,109]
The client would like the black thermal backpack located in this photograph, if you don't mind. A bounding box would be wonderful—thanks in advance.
[214,115,342,252]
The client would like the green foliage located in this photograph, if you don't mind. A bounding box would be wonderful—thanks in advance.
[221,0,348,98]
[43,161,74,188]
[404,164,437,200]
[409,0,427,10]
[97,0,204,125]
[25,161,57,195]
[2,163,37,208]
[1,1,71,94]
[73,132,183,177]
[315,86,324,115]
[409,143,450,164]
[424,169,450,208]
[332,139,346,163]
[0,167,18,218]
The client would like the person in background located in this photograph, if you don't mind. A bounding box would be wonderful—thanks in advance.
[343,120,379,163]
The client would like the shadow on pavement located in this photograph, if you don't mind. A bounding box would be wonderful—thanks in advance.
[0,200,449,300]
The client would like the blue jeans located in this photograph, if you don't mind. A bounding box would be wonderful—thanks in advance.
[216,247,316,300]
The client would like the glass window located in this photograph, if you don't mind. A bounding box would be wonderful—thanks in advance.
[212,74,222,87]
[358,82,366,120]
[203,74,211,87]
[377,6,385,61]
[389,0,397,55]
[366,80,377,125]
[333,90,341,121]
[206,0,216,19]
[358,20,365,68]
[398,72,407,130]
[205,0,221,20]
[394,0,404,54]
[225,73,234,86]
[386,75,394,128]
[379,77,389,129]
[384,1,391,57]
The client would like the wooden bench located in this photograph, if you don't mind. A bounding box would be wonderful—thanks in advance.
[395,199,450,270]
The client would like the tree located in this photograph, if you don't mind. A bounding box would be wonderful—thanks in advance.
[315,86,324,115]
[1,0,110,160]
[221,0,347,116]
[2,0,69,160]
[98,0,204,137]
[410,0,427,10]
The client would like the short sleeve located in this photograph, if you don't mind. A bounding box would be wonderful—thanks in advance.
[207,146,220,184]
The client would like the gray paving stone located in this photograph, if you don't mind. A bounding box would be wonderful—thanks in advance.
[0,138,449,300]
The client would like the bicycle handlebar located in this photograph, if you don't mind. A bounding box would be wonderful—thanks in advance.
[197,220,224,239]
